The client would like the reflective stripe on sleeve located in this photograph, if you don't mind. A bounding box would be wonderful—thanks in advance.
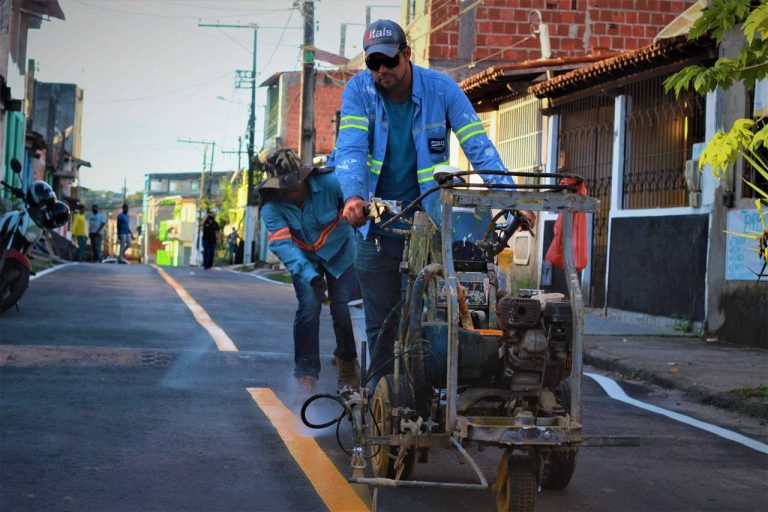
[339,115,369,132]
[416,160,449,183]
[370,157,382,175]
[455,120,486,144]
[268,227,291,243]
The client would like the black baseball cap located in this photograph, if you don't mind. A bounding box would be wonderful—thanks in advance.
[363,19,407,58]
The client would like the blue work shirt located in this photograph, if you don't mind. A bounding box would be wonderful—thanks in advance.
[261,170,356,286]
[332,62,511,239]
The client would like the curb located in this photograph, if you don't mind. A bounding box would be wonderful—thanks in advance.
[584,351,768,420]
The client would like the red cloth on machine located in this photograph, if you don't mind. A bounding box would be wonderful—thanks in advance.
[545,178,589,271]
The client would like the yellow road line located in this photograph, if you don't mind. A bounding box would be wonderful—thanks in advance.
[247,388,369,512]
[152,264,238,352]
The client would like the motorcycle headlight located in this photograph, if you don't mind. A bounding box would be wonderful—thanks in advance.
[24,221,43,243]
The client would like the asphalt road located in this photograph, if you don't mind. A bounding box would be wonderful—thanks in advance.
[1,264,766,512]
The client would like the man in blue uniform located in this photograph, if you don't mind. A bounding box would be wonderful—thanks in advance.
[333,20,534,368]
[259,148,359,396]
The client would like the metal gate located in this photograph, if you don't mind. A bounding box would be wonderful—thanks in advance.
[557,95,614,307]
[623,76,705,208]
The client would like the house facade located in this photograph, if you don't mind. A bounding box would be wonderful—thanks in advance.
[143,171,230,267]
[0,0,65,201]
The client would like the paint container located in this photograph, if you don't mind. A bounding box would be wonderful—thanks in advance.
[347,299,369,370]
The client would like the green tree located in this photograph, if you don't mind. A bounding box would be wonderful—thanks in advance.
[665,0,768,277]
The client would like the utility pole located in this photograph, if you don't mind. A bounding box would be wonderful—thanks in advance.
[200,22,258,263]
[299,0,315,166]
[178,138,214,266]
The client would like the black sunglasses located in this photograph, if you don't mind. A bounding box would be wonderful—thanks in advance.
[366,50,403,71]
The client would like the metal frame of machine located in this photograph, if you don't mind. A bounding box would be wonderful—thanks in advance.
[301,171,598,511]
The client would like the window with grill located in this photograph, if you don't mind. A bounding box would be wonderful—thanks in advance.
[622,76,705,209]
[496,95,542,182]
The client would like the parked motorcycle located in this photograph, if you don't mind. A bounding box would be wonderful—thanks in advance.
[0,159,70,313]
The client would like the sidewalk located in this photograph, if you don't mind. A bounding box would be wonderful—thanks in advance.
[584,312,768,419]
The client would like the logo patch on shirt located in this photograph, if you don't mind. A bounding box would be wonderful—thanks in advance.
[428,138,445,153]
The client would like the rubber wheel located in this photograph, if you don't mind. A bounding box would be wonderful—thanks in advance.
[0,259,29,313]
[370,374,416,480]
[495,452,537,512]
[541,447,578,490]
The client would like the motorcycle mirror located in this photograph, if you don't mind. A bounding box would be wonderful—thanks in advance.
[10,158,22,174]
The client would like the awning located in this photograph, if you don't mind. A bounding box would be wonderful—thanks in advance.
[21,0,65,21]
[528,34,716,105]
[460,54,620,112]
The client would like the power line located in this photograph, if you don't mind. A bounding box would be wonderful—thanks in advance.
[92,70,233,104]
[71,0,295,20]
[262,8,296,70]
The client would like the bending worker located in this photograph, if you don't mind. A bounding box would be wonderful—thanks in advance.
[333,20,535,373]
[258,148,360,397]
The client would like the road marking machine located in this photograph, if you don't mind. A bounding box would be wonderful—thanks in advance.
[301,167,598,512]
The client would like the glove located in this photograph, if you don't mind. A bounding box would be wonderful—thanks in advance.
[311,276,328,303]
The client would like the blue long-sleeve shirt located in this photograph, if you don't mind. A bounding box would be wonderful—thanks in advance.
[332,63,512,238]
[261,171,355,286]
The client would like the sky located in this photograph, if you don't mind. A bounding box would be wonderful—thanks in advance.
[27,0,400,194]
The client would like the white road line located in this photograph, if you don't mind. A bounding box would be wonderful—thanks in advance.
[586,372,768,455]
[227,269,291,286]
[30,262,78,281]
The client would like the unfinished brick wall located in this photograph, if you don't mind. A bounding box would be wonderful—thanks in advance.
[281,71,351,156]
[426,0,696,70]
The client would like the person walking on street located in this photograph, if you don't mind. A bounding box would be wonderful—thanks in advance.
[116,204,134,264]
[202,210,220,270]
[88,204,106,262]
[226,227,238,265]
[258,147,360,397]
[333,20,535,376]
[71,205,88,262]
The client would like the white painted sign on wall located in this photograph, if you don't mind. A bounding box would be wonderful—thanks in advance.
[726,209,764,280]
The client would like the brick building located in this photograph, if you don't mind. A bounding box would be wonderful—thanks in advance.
[260,69,354,157]
[404,0,698,80]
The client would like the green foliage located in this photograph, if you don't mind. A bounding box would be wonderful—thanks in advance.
[665,0,768,96]
[216,178,238,227]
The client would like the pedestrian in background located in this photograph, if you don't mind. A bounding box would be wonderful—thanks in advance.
[116,204,134,264]
[226,227,238,265]
[88,204,106,262]
[71,205,88,262]
[202,210,220,270]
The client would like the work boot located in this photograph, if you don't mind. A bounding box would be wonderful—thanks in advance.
[294,375,318,408]
[336,357,360,389]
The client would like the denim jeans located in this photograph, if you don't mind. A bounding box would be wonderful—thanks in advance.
[89,233,103,261]
[75,236,88,261]
[292,263,359,379]
[118,233,131,262]
[355,234,406,379]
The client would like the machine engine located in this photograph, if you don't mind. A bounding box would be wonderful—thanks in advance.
[495,294,573,393]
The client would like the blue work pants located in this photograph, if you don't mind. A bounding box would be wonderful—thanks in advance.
[292,264,358,379]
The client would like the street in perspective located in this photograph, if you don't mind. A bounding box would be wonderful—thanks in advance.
[1,1,767,512]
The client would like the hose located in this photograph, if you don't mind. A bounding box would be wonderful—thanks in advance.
[300,393,348,429]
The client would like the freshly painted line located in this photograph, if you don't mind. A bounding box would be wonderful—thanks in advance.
[227,269,291,286]
[152,264,238,352]
[30,262,78,280]
[247,388,369,512]
[586,372,768,455]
